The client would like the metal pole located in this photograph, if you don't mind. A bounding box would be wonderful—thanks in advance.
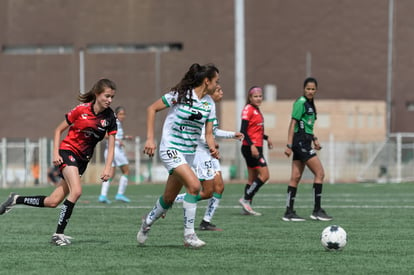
[79,49,85,93]
[306,51,312,77]
[386,0,394,137]
[235,0,246,179]
[135,136,141,184]
[1,138,6,188]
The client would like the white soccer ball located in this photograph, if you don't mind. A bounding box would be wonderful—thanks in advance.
[321,225,347,251]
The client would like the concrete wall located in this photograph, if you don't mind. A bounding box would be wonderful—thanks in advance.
[0,0,413,140]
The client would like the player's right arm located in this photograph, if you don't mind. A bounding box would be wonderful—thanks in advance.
[144,97,168,157]
[53,120,70,166]
[284,118,297,157]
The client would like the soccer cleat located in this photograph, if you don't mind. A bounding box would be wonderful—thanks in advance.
[174,193,185,203]
[115,194,131,203]
[137,216,151,245]
[239,198,262,216]
[199,220,223,231]
[310,208,333,221]
[282,210,306,221]
[98,195,111,204]
[51,233,71,246]
[184,233,206,248]
[0,192,18,215]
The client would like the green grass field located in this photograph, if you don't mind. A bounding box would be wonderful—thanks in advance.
[1,182,414,275]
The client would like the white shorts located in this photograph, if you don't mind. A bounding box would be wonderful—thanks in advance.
[159,149,195,174]
[105,145,129,167]
[193,147,221,181]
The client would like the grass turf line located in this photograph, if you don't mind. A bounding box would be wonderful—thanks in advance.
[0,183,414,274]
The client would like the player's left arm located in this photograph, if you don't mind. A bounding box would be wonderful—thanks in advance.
[214,128,244,140]
[264,134,273,149]
[313,135,322,150]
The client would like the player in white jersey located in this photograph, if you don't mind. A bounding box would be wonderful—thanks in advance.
[137,63,220,248]
[99,106,132,204]
[175,86,243,231]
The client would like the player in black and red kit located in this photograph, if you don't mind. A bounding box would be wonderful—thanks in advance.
[238,86,273,216]
[0,78,118,246]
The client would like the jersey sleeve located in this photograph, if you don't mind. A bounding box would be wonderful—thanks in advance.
[214,128,236,139]
[291,98,305,121]
[107,111,118,136]
[162,91,178,107]
[65,104,84,125]
[241,105,251,121]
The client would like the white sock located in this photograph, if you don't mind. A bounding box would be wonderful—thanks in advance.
[117,175,128,195]
[146,197,168,226]
[183,200,197,236]
[175,193,186,203]
[100,180,111,196]
[203,197,220,223]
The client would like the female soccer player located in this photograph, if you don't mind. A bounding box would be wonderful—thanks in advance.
[175,85,244,231]
[99,106,132,203]
[282,77,332,222]
[238,86,273,216]
[0,78,118,246]
[137,63,220,248]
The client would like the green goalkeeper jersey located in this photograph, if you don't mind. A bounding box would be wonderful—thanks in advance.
[291,96,316,135]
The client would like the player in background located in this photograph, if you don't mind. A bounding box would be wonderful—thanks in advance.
[175,85,244,231]
[137,63,220,248]
[0,79,118,246]
[238,86,273,216]
[283,77,333,222]
[99,106,132,203]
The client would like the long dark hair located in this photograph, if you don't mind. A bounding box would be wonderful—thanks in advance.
[303,77,318,89]
[78,78,117,103]
[171,63,219,107]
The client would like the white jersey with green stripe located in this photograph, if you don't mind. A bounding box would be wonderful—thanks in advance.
[160,89,216,154]
[198,118,236,151]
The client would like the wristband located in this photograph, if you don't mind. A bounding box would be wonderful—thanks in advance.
[286,144,292,149]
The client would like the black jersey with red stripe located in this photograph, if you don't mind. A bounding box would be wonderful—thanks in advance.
[60,103,117,160]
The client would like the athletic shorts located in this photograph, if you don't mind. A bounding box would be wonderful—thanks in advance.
[159,149,195,175]
[58,149,89,177]
[105,145,129,167]
[241,145,267,169]
[292,134,317,162]
[193,147,221,181]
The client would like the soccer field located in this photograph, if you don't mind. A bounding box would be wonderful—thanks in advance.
[1,182,414,275]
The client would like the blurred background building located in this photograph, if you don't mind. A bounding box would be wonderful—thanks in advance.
[1,0,413,185]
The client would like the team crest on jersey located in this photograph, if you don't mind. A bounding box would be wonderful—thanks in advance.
[81,114,88,119]
[100,120,108,127]
[201,102,211,111]
[69,155,76,163]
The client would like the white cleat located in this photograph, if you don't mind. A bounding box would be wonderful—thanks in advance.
[184,233,206,248]
[239,198,262,216]
[137,216,151,245]
[51,233,72,246]
[0,192,18,215]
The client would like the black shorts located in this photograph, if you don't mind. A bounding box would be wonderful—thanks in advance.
[241,145,267,169]
[58,149,89,177]
[292,134,317,162]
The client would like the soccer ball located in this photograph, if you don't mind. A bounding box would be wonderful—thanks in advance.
[321,225,347,251]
